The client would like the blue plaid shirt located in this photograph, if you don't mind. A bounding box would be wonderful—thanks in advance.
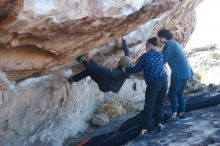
[126,49,167,84]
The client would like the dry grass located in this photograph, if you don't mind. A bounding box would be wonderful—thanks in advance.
[98,98,136,118]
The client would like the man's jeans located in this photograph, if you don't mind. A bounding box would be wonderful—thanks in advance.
[169,79,188,113]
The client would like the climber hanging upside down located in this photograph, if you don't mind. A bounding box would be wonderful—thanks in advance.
[68,37,131,93]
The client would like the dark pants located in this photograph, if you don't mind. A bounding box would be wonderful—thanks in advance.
[71,60,107,82]
[169,79,188,113]
[71,69,89,82]
[142,78,167,130]
[71,39,130,82]
[72,60,125,93]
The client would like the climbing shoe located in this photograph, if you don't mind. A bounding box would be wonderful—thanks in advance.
[68,76,74,84]
[76,55,87,63]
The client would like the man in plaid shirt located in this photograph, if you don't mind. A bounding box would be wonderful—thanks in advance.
[125,37,168,136]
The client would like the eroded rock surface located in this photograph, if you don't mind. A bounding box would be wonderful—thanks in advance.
[0,0,202,87]
[0,0,204,146]
[126,105,220,146]
[0,73,146,146]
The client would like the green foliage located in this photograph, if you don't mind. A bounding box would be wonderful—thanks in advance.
[194,73,201,81]
[211,53,220,60]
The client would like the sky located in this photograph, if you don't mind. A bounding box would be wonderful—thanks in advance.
[186,0,220,50]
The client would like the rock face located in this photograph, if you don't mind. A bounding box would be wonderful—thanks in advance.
[0,0,202,87]
[187,44,220,85]
[0,74,104,146]
[0,0,203,146]
[0,74,147,146]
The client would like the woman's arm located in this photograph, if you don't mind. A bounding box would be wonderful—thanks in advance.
[121,37,130,57]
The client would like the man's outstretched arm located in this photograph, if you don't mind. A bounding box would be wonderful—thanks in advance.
[125,57,143,74]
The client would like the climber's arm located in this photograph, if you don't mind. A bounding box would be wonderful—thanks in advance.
[121,37,130,57]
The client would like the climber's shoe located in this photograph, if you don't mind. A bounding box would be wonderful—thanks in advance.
[178,113,186,119]
[67,76,74,84]
[76,55,87,63]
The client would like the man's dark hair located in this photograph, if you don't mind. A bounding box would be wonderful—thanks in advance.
[147,37,158,46]
[157,29,173,40]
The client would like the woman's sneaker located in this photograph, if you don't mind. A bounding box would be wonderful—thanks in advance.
[178,114,186,119]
